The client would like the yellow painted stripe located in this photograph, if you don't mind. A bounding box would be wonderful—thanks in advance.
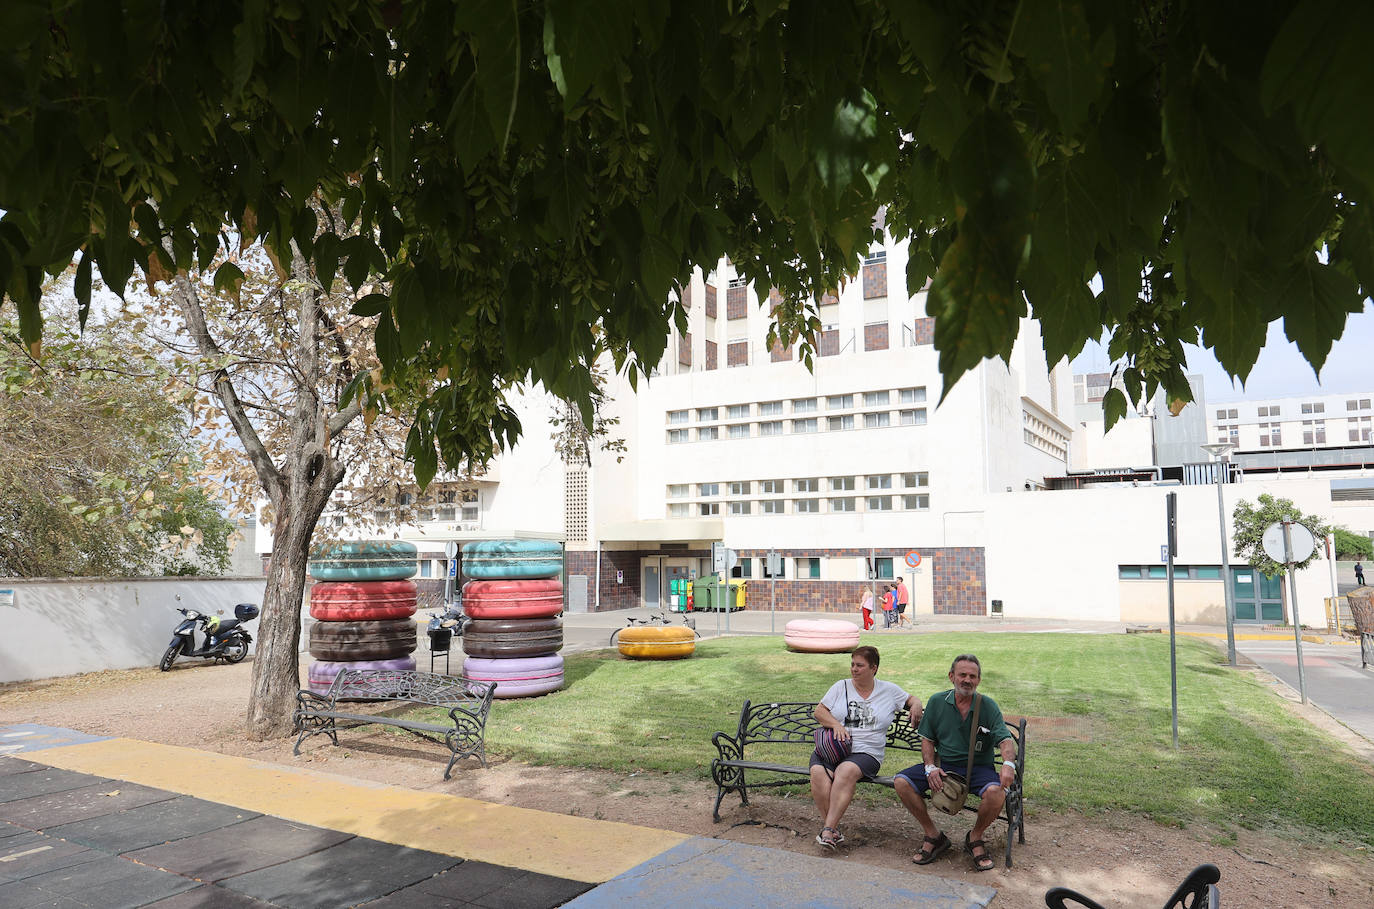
[1178,631,1342,644]
[28,739,686,883]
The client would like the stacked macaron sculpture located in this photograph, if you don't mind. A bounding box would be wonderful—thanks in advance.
[460,540,565,698]
[305,540,419,696]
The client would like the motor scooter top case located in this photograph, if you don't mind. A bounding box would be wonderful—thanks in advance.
[309,540,418,581]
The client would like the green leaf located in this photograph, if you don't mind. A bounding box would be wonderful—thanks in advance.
[1281,260,1364,376]
[349,292,388,317]
[213,262,246,301]
[1014,0,1112,133]
[313,232,339,292]
[1102,386,1128,429]
[475,0,521,151]
[74,251,92,330]
[929,226,1027,401]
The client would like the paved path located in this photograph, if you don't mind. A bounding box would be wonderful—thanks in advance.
[0,726,995,909]
[1236,638,1374,742]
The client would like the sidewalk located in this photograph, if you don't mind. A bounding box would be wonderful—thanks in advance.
[0,725,995,909]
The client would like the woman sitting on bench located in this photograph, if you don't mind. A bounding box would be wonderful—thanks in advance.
[809,645,923,850]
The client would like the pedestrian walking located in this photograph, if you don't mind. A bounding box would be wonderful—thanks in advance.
[880,585,896,628]
[859,588,875,630]
[1356,561,1366,587]
[895,577,911,627]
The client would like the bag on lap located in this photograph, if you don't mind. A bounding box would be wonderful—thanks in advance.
[929,772,970,815]
[813,726,851,765]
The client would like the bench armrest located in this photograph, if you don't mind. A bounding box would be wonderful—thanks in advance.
[711,730,743,763]
[293,689,333,732]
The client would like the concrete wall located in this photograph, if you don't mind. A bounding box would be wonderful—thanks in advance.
[0,577,268,684]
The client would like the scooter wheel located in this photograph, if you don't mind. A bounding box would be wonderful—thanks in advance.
[221,639,248,664]
[159,642,181,672]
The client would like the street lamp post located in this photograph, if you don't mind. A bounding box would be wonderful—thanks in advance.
[1202,442,1238,666]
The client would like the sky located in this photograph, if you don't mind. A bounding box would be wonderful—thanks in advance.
[1070,301,1374,404]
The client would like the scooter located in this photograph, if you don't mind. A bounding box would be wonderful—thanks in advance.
[159,599,259,671]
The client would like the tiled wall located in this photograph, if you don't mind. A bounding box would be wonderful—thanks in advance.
[726,285,748,319]
[705,284,717,319]
[818,329,840,357]
[770,339,792,362]
[913,317,934,345]
[727,340,748,367]
[864,322,889,351]
[678,332,691,366]
[705,339,717,370]
[863,262,887,299]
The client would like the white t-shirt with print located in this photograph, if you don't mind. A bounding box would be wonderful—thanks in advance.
[820,678,910,764]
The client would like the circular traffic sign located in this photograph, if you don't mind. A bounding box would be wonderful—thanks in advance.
[1261,521,1316,564]
[904,550,922,568]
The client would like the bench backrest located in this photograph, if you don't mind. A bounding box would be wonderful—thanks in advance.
[330,668,495,709]
[738,700,921,752]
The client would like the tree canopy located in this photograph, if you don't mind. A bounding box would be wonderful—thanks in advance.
[1231,493,1330,577]
[4,1,1374,471]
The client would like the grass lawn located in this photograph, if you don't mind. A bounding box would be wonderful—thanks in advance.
[424,633,1374,847]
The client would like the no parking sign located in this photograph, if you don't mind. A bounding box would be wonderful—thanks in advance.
[904,550,922,568]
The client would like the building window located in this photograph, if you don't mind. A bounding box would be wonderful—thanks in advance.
[667,429,688,443]
[698,426,719,441]
[830,497,856,512]
[668,503,689,517]
[792,397,817,413]
[795,478,819,492]
[419,560,433,578]
[699,483,719,497]
[728,424,750,439]
[760,421,783,436]
[1303,421,1326,444]
[762,557,785,578]
[1257,423,1281,446]
[900,408,928,425]
[867,474,892,490]
[727,403,751,419]
[698,406,718,421]
[1348,399,1371,411]
[1215,409,1227,419]
[729,481,751,496]
[873,557,894,579]
[867,495,893,511]
[667,409,688,424]
[1258,405,1280,418]
[863,249,887,265]
[760,400,783,416]
[792,418,818,433]
[1302,402,1325,414]
[699,502,720,516]
[667,484,688,498]
[903,494,930,510]
[795,498,819,513]
[762,499,785,514]
[761,479,784,494]
[903,471,929,488]
[733,558,752,578]
[797,557,821,578]
[831,476,855,491]
[899,387,927,404]
[864,412,891,428]
[728,275,748,288]
[729,501,752,515]
[864,391,890,407]
[827,415,855,431]
[826,394,853,410]
[1351,417,1372,442]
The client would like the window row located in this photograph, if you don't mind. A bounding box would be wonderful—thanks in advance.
[666,387,926,424]
[675,494,930,517]
[724,554,898,580]
[668,410,926,442]
[671,473,928,499]
[1118,565,1222,580]
[1216,399,1374,421]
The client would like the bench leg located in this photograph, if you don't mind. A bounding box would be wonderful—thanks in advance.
[293,713,338,755]
[444,729,487,779]
[710,760,749,822]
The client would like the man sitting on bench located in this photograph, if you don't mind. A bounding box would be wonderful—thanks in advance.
[893,653,1016,872]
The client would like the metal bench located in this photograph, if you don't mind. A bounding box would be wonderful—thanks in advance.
[710,699,1027,867]
[292,668,495,779]
[1046,862,1220,908]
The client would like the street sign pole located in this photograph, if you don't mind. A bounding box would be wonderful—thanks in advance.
[768,549,778,634]
[1283,521,1309,704]
[1166,492,1179,749]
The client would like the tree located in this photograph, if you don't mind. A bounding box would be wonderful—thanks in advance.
[1332,526,1374,561]
[1231,494,1332,577]
[0,311,234,577]
[6,2,1374,453]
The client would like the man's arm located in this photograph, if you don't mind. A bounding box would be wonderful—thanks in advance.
[997,736,1017,788]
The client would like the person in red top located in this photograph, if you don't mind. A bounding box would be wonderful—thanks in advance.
[880,585,896,628]
[895,577,911,627]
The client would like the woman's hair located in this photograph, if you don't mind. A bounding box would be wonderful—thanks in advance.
[853,645,880,669]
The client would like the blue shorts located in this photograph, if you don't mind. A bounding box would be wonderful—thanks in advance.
[895,760,1002,797]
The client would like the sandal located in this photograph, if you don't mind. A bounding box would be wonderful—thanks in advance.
[965,831,995,871]
[912,831,951,865]
[816,826,840,850]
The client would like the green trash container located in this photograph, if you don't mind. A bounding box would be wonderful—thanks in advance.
[692,577,718,611]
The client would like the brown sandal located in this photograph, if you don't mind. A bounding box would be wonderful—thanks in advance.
[965,831,994,871]
[912,831,951,865]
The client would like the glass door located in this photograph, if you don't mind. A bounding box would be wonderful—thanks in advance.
[1231,567,1284,622]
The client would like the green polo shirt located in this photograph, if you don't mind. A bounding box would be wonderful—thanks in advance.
[916,689,1012,766]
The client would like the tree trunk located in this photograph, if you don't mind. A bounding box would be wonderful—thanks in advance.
[244,474,336,740]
